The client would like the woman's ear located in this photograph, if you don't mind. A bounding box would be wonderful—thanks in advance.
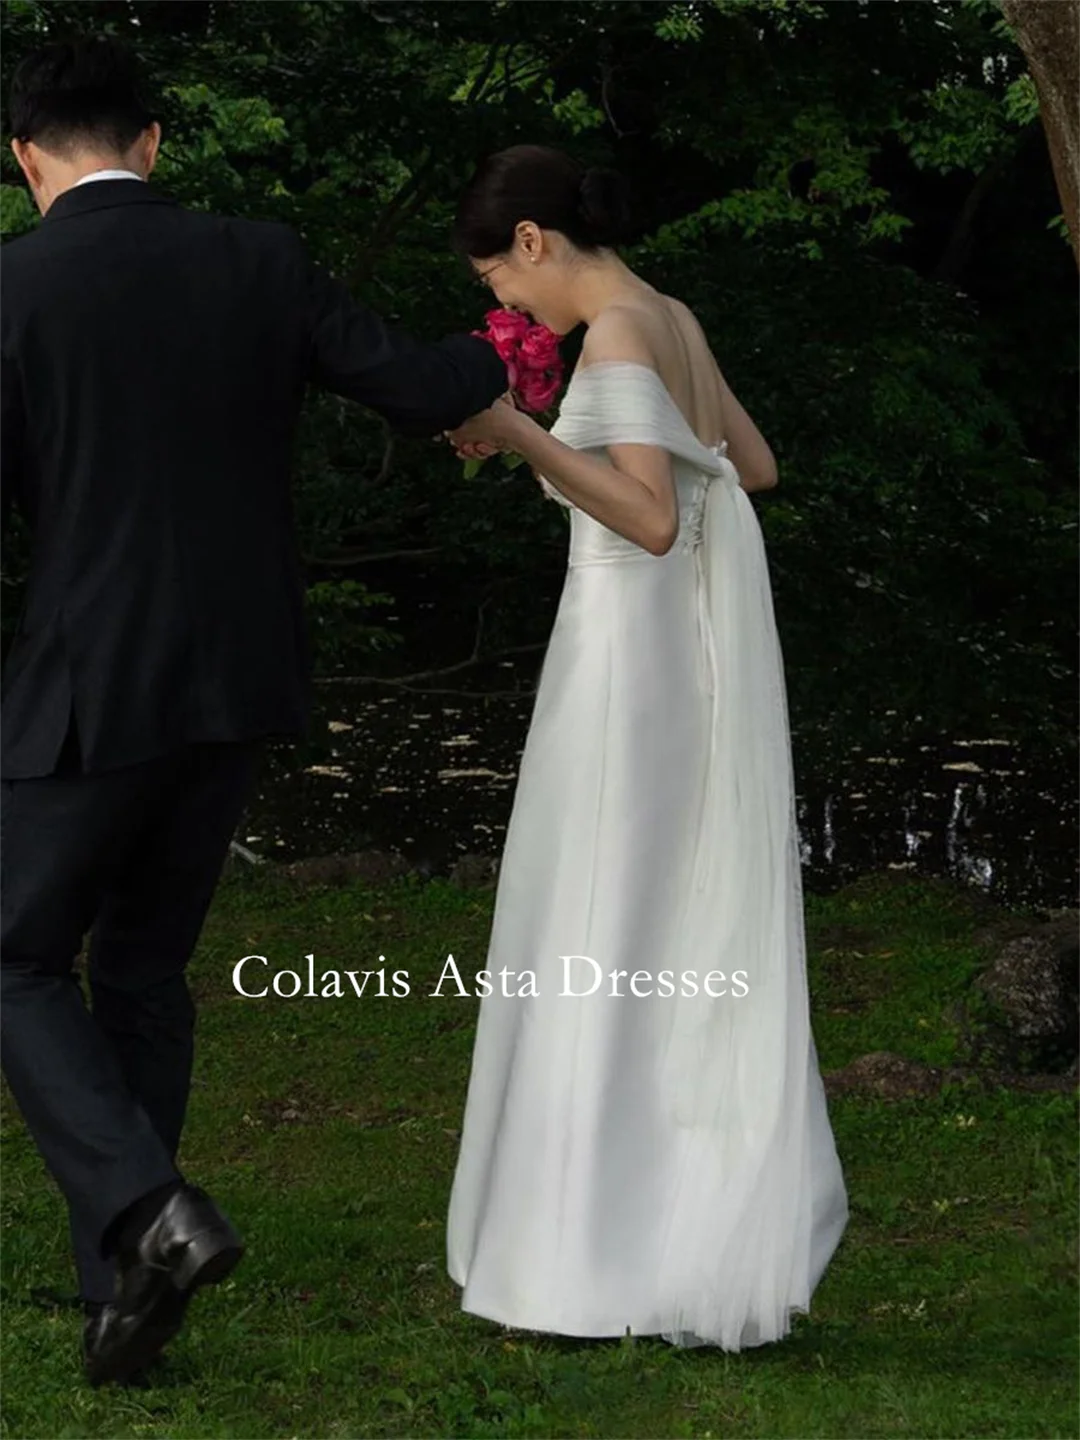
[515,220,544,262]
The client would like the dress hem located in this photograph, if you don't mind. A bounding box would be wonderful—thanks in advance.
[448,1272,808,1351]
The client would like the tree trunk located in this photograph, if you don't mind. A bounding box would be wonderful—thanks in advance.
[999,0,1080,266]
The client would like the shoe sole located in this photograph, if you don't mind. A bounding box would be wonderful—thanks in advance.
[87,1235,244,1387]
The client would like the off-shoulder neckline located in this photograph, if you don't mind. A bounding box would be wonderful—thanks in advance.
[565,360,729,458]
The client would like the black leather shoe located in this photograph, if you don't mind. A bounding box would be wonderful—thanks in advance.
[83,1302,154,1386]
[85,1184,244,1387]
[82,1300,111,1365]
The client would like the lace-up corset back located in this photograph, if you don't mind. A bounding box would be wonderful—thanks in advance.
[540,362,739,566]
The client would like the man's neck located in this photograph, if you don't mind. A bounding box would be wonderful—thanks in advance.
[70,159,145,184]
[38,162,144,215]
[73,168,146,186]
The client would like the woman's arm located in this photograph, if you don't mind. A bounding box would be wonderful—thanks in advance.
[667,298,777,493]
[450,402,679,557]
[448,308,681,554]
[714,363,778,493]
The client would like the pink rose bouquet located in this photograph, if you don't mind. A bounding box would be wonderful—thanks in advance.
[463,308,564,476]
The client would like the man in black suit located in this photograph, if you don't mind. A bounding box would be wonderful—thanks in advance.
[0,36,507,1385]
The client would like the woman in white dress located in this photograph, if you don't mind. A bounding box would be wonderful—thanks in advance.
[443,146,848,1351]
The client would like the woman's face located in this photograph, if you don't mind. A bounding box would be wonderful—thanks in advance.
[469,226,577,335]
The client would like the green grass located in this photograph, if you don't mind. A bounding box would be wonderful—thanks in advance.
[1,868,1075,1438]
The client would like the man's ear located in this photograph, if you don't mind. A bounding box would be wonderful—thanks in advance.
[140,121,162,178]
[11,138,46,214]
[11,137,38,187]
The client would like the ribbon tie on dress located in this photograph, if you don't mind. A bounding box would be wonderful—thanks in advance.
[687,464,726,895]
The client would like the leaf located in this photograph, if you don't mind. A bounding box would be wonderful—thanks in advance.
[0,184,37,239]
[380,1387,413,1409]
[462,458,484,479]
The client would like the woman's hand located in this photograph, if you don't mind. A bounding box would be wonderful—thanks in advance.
[445,392,527,457]
[447,436,501,462]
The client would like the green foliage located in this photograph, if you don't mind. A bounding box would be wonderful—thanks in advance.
[655,5,704,44]
[632,233,1075,744]
[0,180,35,236]
[0,0,1072,738]
[304,579,401,676]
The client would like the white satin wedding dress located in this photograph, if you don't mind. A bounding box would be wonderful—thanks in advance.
[445,361,848,1350]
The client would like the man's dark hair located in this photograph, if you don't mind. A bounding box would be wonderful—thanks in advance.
[9,35,158,156]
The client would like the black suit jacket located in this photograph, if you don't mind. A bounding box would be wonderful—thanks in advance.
[0,179,506,778]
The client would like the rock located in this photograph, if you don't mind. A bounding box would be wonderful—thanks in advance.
[969,912,1040,953]
[223,840,265,874]
[970,911,1079,1073]
[447,853,500,889]
[823,1050,949,1099]
[823,1049,1077,1100]
[999,1071,1078,1094]
[277,849,414,888]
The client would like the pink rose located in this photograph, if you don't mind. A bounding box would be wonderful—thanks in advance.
[471,327,517,366]
[469,307,561,413]
[484,308,530,346]
[516,369,562,413]
[519,324,560,369]
[472,308,531,366]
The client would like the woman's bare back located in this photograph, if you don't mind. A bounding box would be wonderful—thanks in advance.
[591,292,778,492]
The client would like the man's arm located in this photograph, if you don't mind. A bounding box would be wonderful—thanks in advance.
[300,245,508,437]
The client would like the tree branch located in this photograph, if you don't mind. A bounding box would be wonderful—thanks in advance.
[600,62,627,138]
[352,150,438,285]
[467,41,503,105]
[999,0,1079,266]
[312,641,546,689]
[301,545,444,567]
[313,598,547,685]
[313,680,539,698]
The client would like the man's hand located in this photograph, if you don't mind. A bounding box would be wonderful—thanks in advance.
[444,392,524,460]
[440,391,521,457]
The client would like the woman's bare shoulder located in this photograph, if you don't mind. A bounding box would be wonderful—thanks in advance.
[580,301,660,366]
[582,292,724,400]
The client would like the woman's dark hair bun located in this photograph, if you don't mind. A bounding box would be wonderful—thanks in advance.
[454,144,634,258]
[578,166,634,246]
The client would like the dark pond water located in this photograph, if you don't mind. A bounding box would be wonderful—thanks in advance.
[239,561,1077,914]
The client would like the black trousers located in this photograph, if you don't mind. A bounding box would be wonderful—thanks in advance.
[0,710,264,1304]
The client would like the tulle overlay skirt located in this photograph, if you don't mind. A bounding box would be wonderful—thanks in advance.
[446,469,848,1347]
[449,498,852,1347]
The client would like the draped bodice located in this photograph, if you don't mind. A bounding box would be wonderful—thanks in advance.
[539,361,741,566]
[515,359,808,1158]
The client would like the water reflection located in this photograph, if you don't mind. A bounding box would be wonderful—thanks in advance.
[237,558,1075,911]
[242,664,1076,912]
